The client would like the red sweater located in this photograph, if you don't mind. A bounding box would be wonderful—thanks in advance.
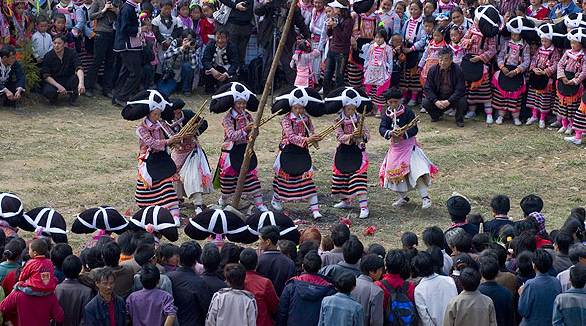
[244,271,279,326]
[200,18,215,45]
[2,270,18,325]
[375,273,416,311]
[0,290,64,326]
[18,257,57,292]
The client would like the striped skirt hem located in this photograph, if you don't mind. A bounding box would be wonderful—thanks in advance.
[526,89,555,113]
[331,172,367,199]
[273,174,317,201]
[553,101,579,120]
[573,110,586,131]
[492,90,522,113]
[399,69,422,92]
[136,177,179,210]
[465,80,491,104]
[220,173,261,197]
[346,62,364,88]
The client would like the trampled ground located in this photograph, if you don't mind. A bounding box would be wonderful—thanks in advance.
[1,93,585,250]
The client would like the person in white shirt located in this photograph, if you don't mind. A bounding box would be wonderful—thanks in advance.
[31,16,53,63]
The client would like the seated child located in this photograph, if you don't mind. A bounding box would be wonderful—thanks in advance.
[15,239,57,295]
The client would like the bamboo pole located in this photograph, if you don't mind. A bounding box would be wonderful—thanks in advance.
[231,0,299,209]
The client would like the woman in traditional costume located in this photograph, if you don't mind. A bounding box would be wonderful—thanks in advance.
[562,28,586,145]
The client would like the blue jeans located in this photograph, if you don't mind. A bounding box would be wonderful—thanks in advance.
[323,52,348,94]
[156,63,194,96]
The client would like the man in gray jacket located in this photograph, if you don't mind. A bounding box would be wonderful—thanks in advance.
[351,254,384,326]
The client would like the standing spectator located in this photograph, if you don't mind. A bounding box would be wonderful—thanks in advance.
[131,244,173,294]
[549,0,581,19]
[552,264,586,326]
[86,0,118,98]
[200,243,228,298]
[167,241,212,326]
[31,16,53,64]
[157,28,199,97]
[318,272,364,326]
[422,226,453,276]
[413,251,458,326]
[240,248,279,326]
[277,250,336,326]
[0,238,24,283]
[205,263,258,326]
[42,34,85,106]
[319,236,363,280]
[83,267,127,326]
[51,243,73,284]
[484,195,515,239]
[443,268,497,326]
[0,283,62,326]
[256,225,295,297]
[112,0,143,106]
[518,249,562,326]
[477,258,515,326]
[322,0,353,95]
[488,245,518,297]
[89,241,135,299]
[553,231,574,274]
[0,45,25,107]
[201,27,239,94]
[557,243,586,292]
[127,264,177,326]
[351,254,384,326]
[321,224,350,267]
[376,249,416,310]
[218,0,254,72]
[55,255,94,326]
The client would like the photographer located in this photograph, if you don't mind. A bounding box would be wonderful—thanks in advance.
[156,28,199,97]
[218,0,254,72]
[85,0,119,98]
[255,0,310,85]
[201,27,239,94]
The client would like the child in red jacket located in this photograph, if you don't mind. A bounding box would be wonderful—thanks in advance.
[15,239,57,295]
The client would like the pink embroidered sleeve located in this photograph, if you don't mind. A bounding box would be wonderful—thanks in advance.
[223,114,247,142]
[479,37,497,63]
[557,51,568,80]
[529,52,537,70]
[496,44,506,67]
[281,116,307,147]
[545,49,561,77]
[460,29,472,49]
[518,44,531,73]
[137,125,167,151]
[572,59,586,84]
[335,118,352,145]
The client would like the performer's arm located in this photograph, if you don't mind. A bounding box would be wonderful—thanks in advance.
[402,110,418,139]
[138,125,168,151]
[282,116,308,147]
[544,49,562,77]
[557,51,567,80]
[379,112,393,140]
[335,117,352,145]
[222,115,248,142]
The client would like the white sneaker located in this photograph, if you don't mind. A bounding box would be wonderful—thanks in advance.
[538,120,546,129]
[271,198,282,211]
[564,136,582,145]
[407,99,417,107]
[495,116,504,125]
[359,208,369,219]
[421,197,432,209]
[218,197,226,206]
[318,87,323,94]
[419,107,427,113]
[392,197,409,206]
[558,126,567,133]
[565,127,573,135]
[513,118,522,126]
[312,211,322,219]
[486,115,494,124]
[258,204,269,213]
[445,108,456,116]
[526,117,537,125]
[195,206,203,215]
[333,201,352,209]
[465,111,476,119]
[550,121,562,127]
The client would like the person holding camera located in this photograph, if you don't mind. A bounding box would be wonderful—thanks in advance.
[218,0,254,72]
[255,0,310,86]
[157,28,199,97]
[85,0,119,99]
[201,27,239,94]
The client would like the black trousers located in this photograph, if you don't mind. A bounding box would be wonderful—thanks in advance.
[423,96,468,123]
[42,75,79,103]
[85,31,115,94]
[262,42,295,85]
[114,51,142,102]
[2,81,19,106]
[226,22,252,70]
[203,66,236,93]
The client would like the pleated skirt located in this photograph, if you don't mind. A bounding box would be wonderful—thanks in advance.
[273,174,317,201]
[136,177,179,210]
[219,173,261,197]
[331,171,367,199]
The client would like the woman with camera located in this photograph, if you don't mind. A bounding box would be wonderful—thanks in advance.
[156,28,200,97]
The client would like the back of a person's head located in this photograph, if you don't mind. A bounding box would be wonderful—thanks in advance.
[422,226,445,249]
[460,267,481,291]
[81,246,105,271]
[321,235,334,252]
[413,251,435,277]
[335,272,356,294]
[156,243,179,264]
[179,241,202,268]
[343,236,364,265]
[401,232,418,249]
[300,227,322,245]
[51,243,73,268]
[479,257,499,281]
[95,235,114,248]
[303,250,322,273]
[466,213,484,229]
[568,243,586,264]
[511,231,537,255]
[331,224,350,247]
[367,243,385,257]
[219,242,240,270]
[101,242,121,267]
[299,240,319,258]
[520,194,543,216]
[224,263,246,290]
[201,243,222,272]
[239,248,258,271]
[489,243,507,266]
[385,249,407,275]
[451,230,473,253]
[30,239,48,256]
[62,255,83,279]
[499,224,516,243]
[445,227,465,249]
[278,240,297,260]
[490,195,510,215]
[554,231,573,255]
[3,237,24,261]
[570,264,586,289]
[533,248,553,274]
[426,246,444,274]
[259,225,280,247]
[472,233,490,253]
[453,253,474,271]
[569,207,586,224]
[514,220,537,237]
[95,266,116,284]
[140,264,160,290]
[360,254,384,276]
[133,231,156,248]
[516,251,535,276]
[134,244,156,266]
[562,218,584,242]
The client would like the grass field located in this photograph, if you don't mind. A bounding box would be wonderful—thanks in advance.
[1,93,585,250]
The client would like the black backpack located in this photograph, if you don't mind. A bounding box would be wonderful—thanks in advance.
[246,55,264,93]
[381,280,418,326]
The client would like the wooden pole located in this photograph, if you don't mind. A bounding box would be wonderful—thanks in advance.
[231,0,299,209]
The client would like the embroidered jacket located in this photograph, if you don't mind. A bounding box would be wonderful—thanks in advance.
[334,113,370,149]
[557,49,586,84]
[279,112,315,148]
[379,105,418,140]
[497,40,531,73]
[461,25,497,63]
[376,9,400,35]
[309,7,327,45]
[449,41,464,64]
[298,1,313,26]
[137,119,172,156]
[530,45,561,77]
[402,16,426,51]
[419,39,446,68]
[438,0,456,13]
[222,109,253,150]
[352,12,380,40]
[364,42,393,74]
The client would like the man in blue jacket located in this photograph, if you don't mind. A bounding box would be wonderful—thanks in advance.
[0,45,25,108]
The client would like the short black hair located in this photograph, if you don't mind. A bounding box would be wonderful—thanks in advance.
[520,194,543,216]
[467,214,484,229]
[555,231,574,255]
[215,26,230,37]
[533,248,553,273]
[133,231,156,248]
[459,267,481,291]
[331,224,350,247]
[118,231,136,255]
[422,226,445,249]
[479,257,499,281]
[95,266,116,283]
[239,248,258,271]
[438,47,453,57]
[454,232,472,253]
[343,236,364,265]
[303,250,321,273]
[0,45,16,58]
[30,239,49,256]
[489,243,508,266]
[224,263,246,290]
[335,272,356,294]
[62,255,83,279]
[570,264,586,289]
[140,264,160,290]
[96,235,114,248]
[424,15,436,25]
[134,244,156,266]
[385,249,407,274]
[514,220,538,237]
[453,253,474,271]
[52,34,67,43]
[179,241,202,268]
[201,243,222,272]
[401,232,418,249]
[35,15,50,24]
[511,231,537,255]
[156,243,179,264]
[413,251,435,277]
[52,13,66,22]
[491,195,510,215]
[278,240,297,260]
[360,254,384,275]
[259,225,280,247]
[374,27,388,40]
[181,28,195,39]
[367,243,385,257]
[516,251,535,276]
[445,227,466,248]
[472,233,490,253]
[101,242,121,267]
[569,243,586,264]
[51,243,73,268]
[160,0,173,7]
[80,246,105,271]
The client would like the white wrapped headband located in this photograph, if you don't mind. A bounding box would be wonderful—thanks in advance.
[506,17,532,35]
[212,82,253,103]
[567,27,586,42]
[0,193,22,219]
[565,13,586,29]
[23,208,68,235]
[276,87,324,108]
[189,209,249,234]
[75,206,129,231]
[537,24,565,40]
[247,211,298,236]
[325,87,371,108]
[474,5,502,28]
[126,89,172,112]
[131,205,179,232]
